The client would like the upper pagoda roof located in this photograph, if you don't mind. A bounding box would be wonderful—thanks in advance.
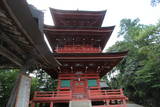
[44,25,114,51]
[50,8,106,27]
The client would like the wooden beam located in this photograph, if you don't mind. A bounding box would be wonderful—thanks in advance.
[1,0,59,68]
[7,73,31,107]
[0,45,23,66]
[0,29,25,56]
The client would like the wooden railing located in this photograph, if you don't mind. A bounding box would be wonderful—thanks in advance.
[89,89,128,107]
[88,89,128,100]
[32,91,72,102]
[55,45,101,53]
[31,89,128,107]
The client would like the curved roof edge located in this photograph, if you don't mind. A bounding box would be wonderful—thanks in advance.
[53,51,128,57]
[50,8,107,14]
[44,25,115,30]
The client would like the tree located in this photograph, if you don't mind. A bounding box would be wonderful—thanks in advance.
[0,69,56,105]
[0,69,19,106]
[151,0,160,6]
[107,19,160,107]
[30,70,56,99]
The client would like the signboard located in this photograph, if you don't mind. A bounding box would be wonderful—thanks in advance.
[15,74,31,107]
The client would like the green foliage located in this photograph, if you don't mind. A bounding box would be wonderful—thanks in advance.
[151,0,160,6]
[0,69,56,105]
[108,18,160,107]
[0,69,19,106]
[30,70,56,99]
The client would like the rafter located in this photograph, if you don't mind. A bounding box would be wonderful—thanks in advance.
[0,45,23,66]
[0,29,25,56]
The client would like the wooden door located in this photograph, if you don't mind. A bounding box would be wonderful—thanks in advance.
[72,80,86,99]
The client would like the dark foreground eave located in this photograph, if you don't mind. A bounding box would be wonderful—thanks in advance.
[0,0,59,69]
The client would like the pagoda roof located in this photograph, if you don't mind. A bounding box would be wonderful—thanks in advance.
[45,51,128,78]
[53,51,127,57]
[50,8,106,27]
[44,26,115,50]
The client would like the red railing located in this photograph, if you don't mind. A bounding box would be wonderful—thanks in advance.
[31,89,127,106]
[55,45,101,53]
[88,89,128,107]
[88,89,127,100]
[32,91,72,102]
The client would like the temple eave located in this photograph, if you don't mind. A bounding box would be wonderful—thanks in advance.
[44,25,115,31]
[44,51,127,78]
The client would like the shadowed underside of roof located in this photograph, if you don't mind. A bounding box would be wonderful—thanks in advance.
[44,26,115,51]
[46,51,128,78]
[0,0,58,70]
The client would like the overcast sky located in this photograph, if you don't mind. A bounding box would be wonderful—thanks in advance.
[27,0,160,51]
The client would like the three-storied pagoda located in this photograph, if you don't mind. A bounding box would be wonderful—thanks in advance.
[31,8,128,107]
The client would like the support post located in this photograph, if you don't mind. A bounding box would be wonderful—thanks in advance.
[50,102,54,107]
[123,99,127,106]
[7,72,31,107]
[6,73,21,107]
[106,100,109,105]
[31,102,35,107]
[107,100,110,105]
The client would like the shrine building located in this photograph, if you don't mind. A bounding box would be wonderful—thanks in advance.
[30,8,128,107]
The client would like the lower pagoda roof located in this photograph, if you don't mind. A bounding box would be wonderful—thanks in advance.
[45,51,128,78]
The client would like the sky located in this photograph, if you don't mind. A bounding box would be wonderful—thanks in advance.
[27,0,160,51]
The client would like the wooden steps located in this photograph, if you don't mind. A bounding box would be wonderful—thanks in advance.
[93,104,127,107]
[69,100,92,107]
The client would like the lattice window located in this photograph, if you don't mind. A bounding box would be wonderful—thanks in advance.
[88,79,97,87]
[61,80,70,88]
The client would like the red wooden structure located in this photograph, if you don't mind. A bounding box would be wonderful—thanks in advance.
[30,8,128,107]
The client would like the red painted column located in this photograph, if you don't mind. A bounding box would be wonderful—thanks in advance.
[31,102,35,107]
[106,100,110,105]
[50,102,54,107]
